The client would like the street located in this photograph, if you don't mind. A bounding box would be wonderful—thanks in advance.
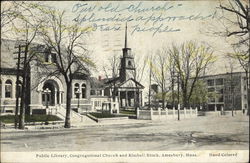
[1,115,249,151]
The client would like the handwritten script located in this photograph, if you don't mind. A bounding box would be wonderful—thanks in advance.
[71,2,216,36]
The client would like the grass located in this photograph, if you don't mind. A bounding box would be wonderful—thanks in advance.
[89,112,128,119]
[120,110,136,115]
[0,115,62,124]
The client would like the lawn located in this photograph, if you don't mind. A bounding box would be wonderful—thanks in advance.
[0,115,62,124]
[89,112,128,119]
[120,110,136,115]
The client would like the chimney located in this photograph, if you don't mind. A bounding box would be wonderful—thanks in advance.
[98,76,102,81]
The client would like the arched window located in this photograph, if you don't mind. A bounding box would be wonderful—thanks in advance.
[128,60,131,66]
[81,84,86,98]
[5,80,12,98]
[74,83,80,98]
[45,52,49,62]
[51,53,57,63]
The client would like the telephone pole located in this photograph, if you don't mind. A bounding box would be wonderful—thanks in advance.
[14,45,21,129]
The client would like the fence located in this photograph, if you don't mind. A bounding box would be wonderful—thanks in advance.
[137,107,198,120]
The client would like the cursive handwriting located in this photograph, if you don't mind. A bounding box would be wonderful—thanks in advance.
[71,2,217,36]
[131,24,180,36]
[72,2,179,14]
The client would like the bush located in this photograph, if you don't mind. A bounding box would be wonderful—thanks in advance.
[0,115,62,124]
[89,112,127,119]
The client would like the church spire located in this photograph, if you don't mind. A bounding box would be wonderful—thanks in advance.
[124,22,127,48]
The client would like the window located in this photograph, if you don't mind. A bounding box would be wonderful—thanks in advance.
[208,88,215,92]
[216,88,223,94]
[82,84,86,98]
[218,96,224,102]
[244,95,247,99]
[215,78,223,85]
[207,79,214,86]
[74,83,80,98]
[45,52,49,62]
[51,53,57,63]
[128,60,131,66]
[90,90,95,95]
[5,80,12,98]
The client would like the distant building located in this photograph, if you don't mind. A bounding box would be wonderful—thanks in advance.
[199,72,248,111]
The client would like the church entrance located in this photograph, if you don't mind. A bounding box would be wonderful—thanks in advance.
[42,80,60,106]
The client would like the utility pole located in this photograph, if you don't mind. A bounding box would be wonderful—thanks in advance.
[14,45,21,129]
[247,6,250,116]
[148,59,152,109]
[19,44,28,129]
[177,74,180,121]
[230,64,234,117]
[172,69,175,108]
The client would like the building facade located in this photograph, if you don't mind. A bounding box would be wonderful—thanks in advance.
[199,72,248,111]
[0,39,92,115]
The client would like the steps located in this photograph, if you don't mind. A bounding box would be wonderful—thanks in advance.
[55,106,96,124]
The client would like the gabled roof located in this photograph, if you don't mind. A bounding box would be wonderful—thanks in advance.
[117,78,144,89]
[104,76,144,89]
[1,39,90,77]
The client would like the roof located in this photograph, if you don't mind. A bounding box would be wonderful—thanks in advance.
[198,72,246,79]
[1,39,90,76]
[117,78,144,89]
[89,77,106,88]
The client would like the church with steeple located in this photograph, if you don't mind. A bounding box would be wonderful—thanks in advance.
[101,24,144,111]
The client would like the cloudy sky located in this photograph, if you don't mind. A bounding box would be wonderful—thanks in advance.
[2,1,246,89]
[42,1,243,76]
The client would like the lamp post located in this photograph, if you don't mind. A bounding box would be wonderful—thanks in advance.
[44,88,51,114]
[76,89,81,112]
[177,74,180,121]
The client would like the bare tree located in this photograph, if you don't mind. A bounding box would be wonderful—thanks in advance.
[1,1,44,129]
[133,53,147,111]
[169,41,216,108]
[151,49,170,110]
[37,7,95,128]
[1,1,23,32]
[217,0,249,114]
[103,52,120,112]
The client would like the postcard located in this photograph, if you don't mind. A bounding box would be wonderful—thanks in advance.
[1,0,249,163]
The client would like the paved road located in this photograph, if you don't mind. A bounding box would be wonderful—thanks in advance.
[1,115,249,151]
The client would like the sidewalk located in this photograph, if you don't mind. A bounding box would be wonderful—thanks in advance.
[0,119,152,132]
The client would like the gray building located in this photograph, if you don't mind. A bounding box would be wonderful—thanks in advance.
[199,72,248,111]
[0,39,92,114]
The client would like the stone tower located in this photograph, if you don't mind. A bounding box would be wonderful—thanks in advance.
[119,23,136,82]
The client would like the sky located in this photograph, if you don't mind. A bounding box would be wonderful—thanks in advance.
[41,1,243,76]
[2,1,246,90]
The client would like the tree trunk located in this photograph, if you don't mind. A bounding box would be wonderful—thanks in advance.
[247,69,250,115]
[18,82,26,129]
[182,89,188,108]
[162,92,165,110]
[64,82,72,128]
